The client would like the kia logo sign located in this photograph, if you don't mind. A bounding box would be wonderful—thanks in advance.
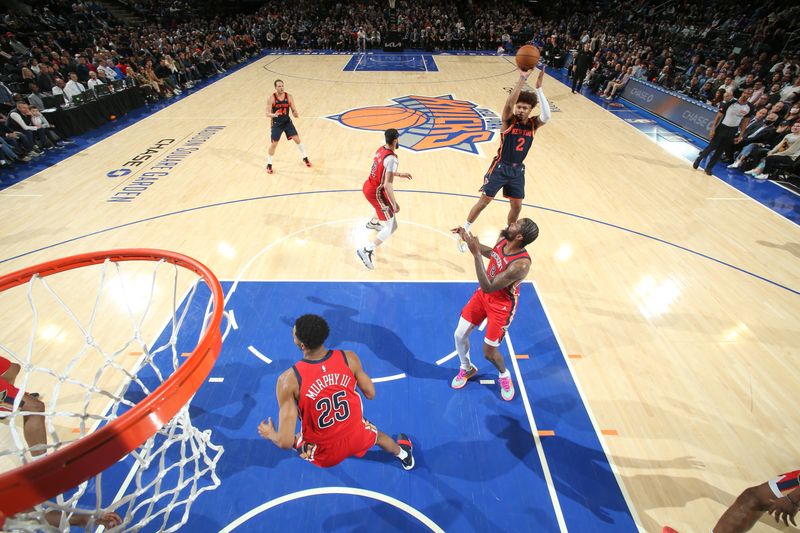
[385,42,402,48]
[630,87,654,103]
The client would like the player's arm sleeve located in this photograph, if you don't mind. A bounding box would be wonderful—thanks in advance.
[384,155,399,177]
[535,87,551,124]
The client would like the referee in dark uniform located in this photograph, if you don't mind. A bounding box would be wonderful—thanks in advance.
[571,43,592,94]
[694,89,753,175]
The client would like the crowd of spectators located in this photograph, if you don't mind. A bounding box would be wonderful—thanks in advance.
[0,0,798,176]
[542,0,799,176]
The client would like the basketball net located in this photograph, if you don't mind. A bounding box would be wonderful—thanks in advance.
[0,253,226,531]
[388,0,396,8]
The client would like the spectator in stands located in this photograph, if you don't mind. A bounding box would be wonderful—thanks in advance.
[685,55,703,78]
[684,76,702,99]
[75,56,90,82]
[720,76,736,95]
[26,83,49,110]
[155,58,181,95]
[0,135,30,168]
[0,112,41,158]
[64,72,86,101]
[126,65,158,102]
[357,27,366,52]
[726,107,769,161]
[96,59,118,81]
[87,70,104,90]
[728,111,781,170]
[771,101,787,120]
[36,64,55,94]
[143,60,172,97]
[769,83,781,105]
[51,77,69,103]
[603,66,632,100]
[28,105,71,146]
[0,81,15,111]
[746,121,800,180]
[780,76,800,104]
[782,104,800,126]
[21,67,37,86]
[749,81,766,104]
[8,101,52,151]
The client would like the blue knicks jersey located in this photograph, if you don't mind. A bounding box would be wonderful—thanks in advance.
[496,118,535,165]
[272,92,291,125]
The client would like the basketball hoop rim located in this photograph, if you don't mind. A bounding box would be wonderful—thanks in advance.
[0,249,225,519]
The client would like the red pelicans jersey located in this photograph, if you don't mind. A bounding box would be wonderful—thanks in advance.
[366,146,397,187]
[485,238,531,303]
[293,350,363,445]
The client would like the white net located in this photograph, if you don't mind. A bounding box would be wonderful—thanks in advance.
[0,255,225,532]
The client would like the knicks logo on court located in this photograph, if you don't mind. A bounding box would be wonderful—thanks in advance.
[327,95,502,154]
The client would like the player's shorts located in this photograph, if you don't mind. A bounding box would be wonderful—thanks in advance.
[363,180,395,221]
[271,119,298,142]
[460,289,517,347]
[768,470,800,498]
[0,377,20,413]
[295,418,378,468]
[0,355,11,375]
[480,160,525,199]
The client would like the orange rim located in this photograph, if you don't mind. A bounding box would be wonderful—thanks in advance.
[0,249,224,518]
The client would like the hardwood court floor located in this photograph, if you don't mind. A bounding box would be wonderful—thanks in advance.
[0,53,798,532]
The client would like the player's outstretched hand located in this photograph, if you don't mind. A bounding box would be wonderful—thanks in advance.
[465,232,481,255]
[768,497,798,527]
[536,66,545,88]
[450,226,467,239]
[258,418,276,440]
[519,68,533,80]
[397,172,413,180]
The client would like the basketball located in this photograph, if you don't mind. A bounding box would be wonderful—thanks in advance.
[110,115,117,120]
[339,106,427,131]
[515,45,540,71]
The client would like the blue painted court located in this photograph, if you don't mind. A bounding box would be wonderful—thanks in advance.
[344,53,439,72]
[93,281,638,531]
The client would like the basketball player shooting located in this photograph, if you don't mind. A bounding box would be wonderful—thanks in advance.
[266,79,311,173]
[449,219,539,401]
[258,314,414,470]
[454,66,549,252]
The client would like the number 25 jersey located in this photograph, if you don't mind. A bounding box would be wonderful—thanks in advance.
[293,350,364,444]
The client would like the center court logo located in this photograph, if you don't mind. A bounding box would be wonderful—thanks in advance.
[327,95,502,154]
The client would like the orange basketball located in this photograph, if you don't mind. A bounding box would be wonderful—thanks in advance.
[515,45,540,71]
[110,115,117,120]
[340,106,427,130]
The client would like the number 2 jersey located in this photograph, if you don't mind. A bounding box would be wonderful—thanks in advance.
[293,350,364,445]
[495,117,535,165]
